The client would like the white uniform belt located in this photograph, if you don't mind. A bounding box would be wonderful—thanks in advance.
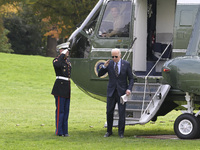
[56,76,70,81]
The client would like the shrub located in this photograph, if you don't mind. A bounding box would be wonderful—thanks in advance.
[0,28,13,53]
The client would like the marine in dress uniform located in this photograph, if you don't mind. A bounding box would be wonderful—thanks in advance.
[51,44,71,137]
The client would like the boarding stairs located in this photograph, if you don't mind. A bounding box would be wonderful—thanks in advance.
[110,41,172,127]
[112,82,171,126]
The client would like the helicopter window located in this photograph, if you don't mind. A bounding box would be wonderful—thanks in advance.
[180,11,193,26]
[70,11,101,59]
[83,13,100,36]
[98,1,132,38]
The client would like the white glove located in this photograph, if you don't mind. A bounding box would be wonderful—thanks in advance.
[61,49,68,54]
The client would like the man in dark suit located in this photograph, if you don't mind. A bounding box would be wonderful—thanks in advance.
[51,44,71,137]
[98,48,134,138]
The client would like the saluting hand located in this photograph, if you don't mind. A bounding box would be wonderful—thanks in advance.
[104,59,110,67]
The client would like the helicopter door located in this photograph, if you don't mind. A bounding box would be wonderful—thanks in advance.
[133,0,175,75]
[133,0,147,72]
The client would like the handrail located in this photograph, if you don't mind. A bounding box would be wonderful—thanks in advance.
[122,37,137,60]
[141,42,172,116]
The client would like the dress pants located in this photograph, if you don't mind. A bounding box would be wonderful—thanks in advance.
[106,89,126,135]
[55,96,70,135]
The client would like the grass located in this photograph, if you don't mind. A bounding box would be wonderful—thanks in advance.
[1,52,200,150]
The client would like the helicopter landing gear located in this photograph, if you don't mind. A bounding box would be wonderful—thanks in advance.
[174,92,200,139]
[174,113,200,139]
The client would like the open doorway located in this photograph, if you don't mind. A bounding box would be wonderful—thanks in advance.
[133,0,175,76]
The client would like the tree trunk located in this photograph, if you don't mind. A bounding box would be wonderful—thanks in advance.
[46,36,57,57]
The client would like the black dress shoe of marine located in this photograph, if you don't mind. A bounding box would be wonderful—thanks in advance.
[104,132,112,137]
[119,134,124,138]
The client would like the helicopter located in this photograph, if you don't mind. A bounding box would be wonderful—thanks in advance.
[57,0,200,139]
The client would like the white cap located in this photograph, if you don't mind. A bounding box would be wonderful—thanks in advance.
[61,49,68,54]
[56,42,70,52]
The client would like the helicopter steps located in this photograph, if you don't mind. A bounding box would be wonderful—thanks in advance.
[111,83,171,127]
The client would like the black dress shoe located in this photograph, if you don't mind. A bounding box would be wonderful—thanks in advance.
[58,135,63,136]
[119,134,124,138]
[104,132,112,137]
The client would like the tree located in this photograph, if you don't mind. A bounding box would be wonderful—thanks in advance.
[3,4,44,55]
[0,14,13,53]
[31,0,98,56]
[1,0,99,56]
[32,0,98,37]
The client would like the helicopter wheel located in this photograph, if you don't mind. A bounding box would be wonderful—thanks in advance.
[174,113,200,139]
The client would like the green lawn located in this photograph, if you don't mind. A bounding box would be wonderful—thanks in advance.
[1,52,200,150]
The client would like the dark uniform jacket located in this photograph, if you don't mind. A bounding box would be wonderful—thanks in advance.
[51,54,71,98]
[98,59,134,97]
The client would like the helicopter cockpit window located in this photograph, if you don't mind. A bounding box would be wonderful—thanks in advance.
[98,1,132,38]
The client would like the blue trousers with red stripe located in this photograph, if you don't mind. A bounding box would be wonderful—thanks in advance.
[55,96,70,135]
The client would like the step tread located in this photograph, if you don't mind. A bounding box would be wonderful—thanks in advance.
[114,117,140,121]
[131,91,156,94]
[127,100,151,103]
[115,108,143,111]
[133,83,161,86]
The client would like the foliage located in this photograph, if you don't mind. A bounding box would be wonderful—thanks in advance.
[0,15,13,53]
[0,28,13,53]
[0,2,19,16]
[3,4,45,55]
[1,0,98,56]
[31,0,99,39]
[1,0,99,40]
[0,0,99,39]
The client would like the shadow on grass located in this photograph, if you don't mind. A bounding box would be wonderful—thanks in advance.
[2,126,174,141]
[1,119,176,144]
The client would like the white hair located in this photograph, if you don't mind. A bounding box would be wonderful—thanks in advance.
[111,48,121,55]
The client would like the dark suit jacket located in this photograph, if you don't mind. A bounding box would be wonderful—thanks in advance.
[51,54,71,98]
[98,59,134,97]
